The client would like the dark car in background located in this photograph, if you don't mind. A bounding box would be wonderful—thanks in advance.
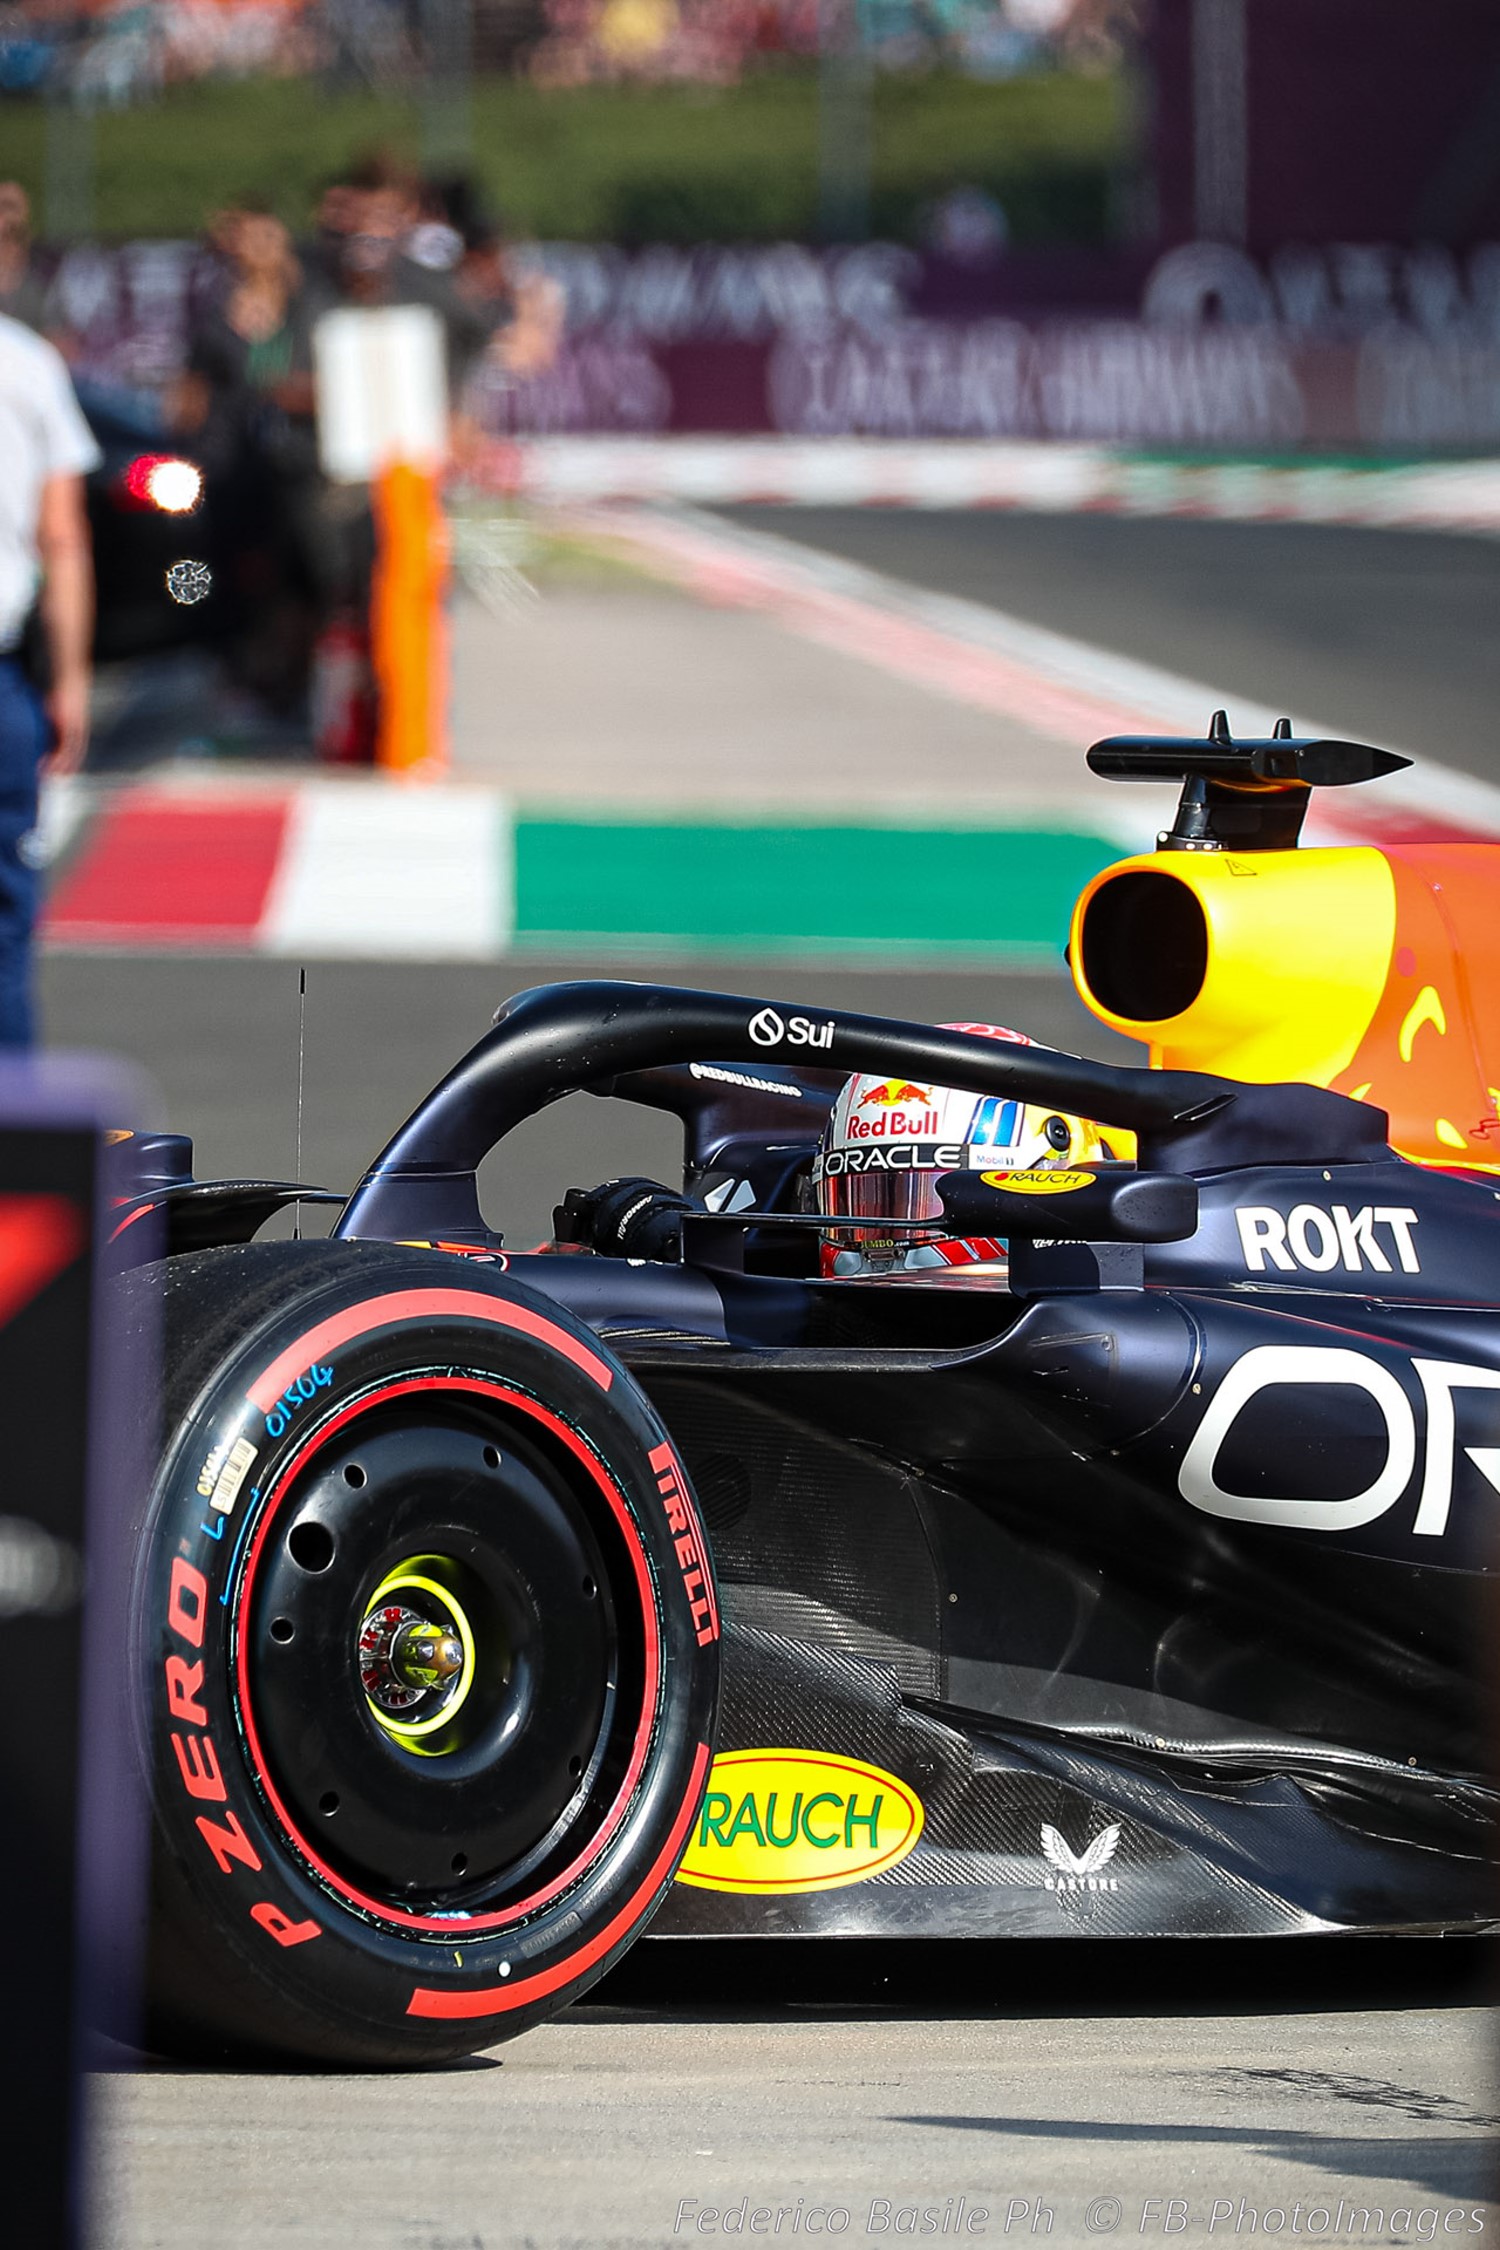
[79,383,216,665]
[77,380,320,762]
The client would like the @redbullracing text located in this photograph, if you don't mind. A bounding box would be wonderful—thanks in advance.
[670,2198,1489,2238]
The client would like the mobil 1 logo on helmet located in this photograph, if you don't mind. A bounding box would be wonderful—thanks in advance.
[1179,1340,1500,1552]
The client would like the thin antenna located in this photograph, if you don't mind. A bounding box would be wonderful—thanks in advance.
[294,968,306,1241]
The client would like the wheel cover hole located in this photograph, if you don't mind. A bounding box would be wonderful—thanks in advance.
[288,1520,336,1573]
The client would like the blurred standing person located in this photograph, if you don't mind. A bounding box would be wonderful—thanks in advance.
[420,175,565,472]
[191,203,322,405]
[332,156,491,389]
[176,200,329,725]
[484,245,565,382]
[180,200,323,489]
[0,184,48,334]
[435,174,566,383]
[299,174,362,292]
[0,312,98,1044]
[303,159,489,758]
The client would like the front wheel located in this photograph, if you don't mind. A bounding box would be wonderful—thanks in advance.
[124,1241,719,2066]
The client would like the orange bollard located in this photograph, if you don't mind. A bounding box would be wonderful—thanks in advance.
[370,460,450,776]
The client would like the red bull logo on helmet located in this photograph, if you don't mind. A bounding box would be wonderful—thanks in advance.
[847,1076,941,1141]
[859,1080,932,1108]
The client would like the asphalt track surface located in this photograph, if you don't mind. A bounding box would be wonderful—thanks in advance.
[719,509,1500,781]
[95,1942,1496,2250]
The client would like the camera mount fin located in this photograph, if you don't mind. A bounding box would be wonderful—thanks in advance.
[1086,714,1410,852]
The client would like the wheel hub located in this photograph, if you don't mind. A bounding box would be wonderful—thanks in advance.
[358,1586,470,1726]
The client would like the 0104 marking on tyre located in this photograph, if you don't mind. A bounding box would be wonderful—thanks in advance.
[263,1362,333,1439]
[242,1288,615,1415]
[230,1373,663,1934]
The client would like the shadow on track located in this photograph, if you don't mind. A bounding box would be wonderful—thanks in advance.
[589,1934,1498,2024]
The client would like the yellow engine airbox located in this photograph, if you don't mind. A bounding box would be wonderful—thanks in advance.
[1069,843,1500,1172]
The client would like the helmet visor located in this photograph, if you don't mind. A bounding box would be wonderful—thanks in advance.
[817,1160,947,1240]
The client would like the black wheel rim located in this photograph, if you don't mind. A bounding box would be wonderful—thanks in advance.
[239,1381,650,1922]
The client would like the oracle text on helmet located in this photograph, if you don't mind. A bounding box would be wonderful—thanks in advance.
[817,1143,967,1178]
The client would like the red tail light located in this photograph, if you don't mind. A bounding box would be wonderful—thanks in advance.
[122,455,204,515]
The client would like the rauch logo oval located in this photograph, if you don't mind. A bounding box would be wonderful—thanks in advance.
[674,1749,924,1894]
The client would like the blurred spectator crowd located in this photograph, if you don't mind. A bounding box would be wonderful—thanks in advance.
[533,0,1124,85]
[0,0,1124,102]
[0,0,317,98]
[1,160,560,755]
[3,156,559,423]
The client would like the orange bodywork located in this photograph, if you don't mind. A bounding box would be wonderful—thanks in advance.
[1070,841,1500,1173]
[1330,846,1500,1170]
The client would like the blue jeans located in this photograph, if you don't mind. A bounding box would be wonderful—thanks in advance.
[0,659,44,1048]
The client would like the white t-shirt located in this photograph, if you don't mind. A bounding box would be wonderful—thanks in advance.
[0,313,101,653]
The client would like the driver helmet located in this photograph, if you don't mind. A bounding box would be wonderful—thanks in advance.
[813,1023,1113,1278]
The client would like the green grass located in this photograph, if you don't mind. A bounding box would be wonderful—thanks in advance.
[513,820,1116,955]
[1,66,1125,242]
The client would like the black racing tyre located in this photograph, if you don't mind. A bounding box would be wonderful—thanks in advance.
[120,1240,720,2067]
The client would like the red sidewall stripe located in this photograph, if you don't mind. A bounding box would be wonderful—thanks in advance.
[232,1371,661,1934]
[406,1737,712,2019]
[245,1288,614,1411]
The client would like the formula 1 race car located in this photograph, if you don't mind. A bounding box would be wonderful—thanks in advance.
[112,724,1499,2066]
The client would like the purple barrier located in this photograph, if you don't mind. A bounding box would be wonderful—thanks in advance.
[34,235,1500,448]
[468,325,1500,450]
[0,1058,156,2248]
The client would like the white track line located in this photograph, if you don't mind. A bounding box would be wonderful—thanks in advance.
[261,781,511,960]
[508,437,1500,532]
[573,501,1500,846]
